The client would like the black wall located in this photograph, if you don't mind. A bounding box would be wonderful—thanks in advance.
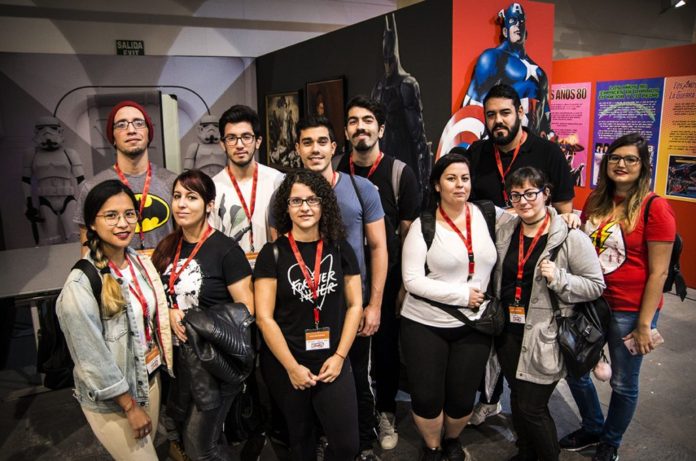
[256,0,453,163]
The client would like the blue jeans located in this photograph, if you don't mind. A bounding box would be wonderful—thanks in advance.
[566,310,659,448]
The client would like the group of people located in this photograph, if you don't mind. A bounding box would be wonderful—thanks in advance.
[55,83,677,461]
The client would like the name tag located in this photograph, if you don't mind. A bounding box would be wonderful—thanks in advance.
[145,346,162,375]
[508,304,526,324]
[245,251,258,269]
[305,327,330,351]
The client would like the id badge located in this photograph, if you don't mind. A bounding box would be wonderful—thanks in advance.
[508,304,526,324]
[145,345,162,375]
[305,327,330,351]
[245,251,258,270]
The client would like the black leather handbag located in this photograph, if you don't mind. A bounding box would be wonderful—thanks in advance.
[412,293,505,336]
[548,244,612,379]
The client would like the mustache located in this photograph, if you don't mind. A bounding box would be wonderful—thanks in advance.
[493,124,508,132]
[352,129,368,138]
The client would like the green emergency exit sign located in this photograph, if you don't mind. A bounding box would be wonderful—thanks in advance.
[116,40,145,56]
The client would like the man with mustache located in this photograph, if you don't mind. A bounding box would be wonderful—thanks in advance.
[74,100,177,253]
[209,104,284,259]
[463,83,574,427]
[335,95,420,454]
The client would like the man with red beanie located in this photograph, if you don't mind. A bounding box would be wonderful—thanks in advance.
[74,100,177,252]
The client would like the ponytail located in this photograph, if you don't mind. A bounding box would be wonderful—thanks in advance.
[86,228,126,317]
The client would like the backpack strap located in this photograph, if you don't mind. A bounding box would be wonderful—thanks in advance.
[471,200,496,243]
[391,158,406,205]
[72,259,102,306]
[331,153,344,171]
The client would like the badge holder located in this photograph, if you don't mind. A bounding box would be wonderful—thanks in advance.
[305,327,330,351]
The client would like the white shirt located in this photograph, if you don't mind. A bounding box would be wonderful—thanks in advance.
[210,162,284,253]
[401,204,497,328]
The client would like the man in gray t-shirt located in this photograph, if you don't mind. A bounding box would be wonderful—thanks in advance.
[74,100,176,252]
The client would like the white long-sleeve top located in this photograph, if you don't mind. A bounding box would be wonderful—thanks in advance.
[401,204,497,328]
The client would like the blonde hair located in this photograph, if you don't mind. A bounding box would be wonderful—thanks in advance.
[86,230,126,317]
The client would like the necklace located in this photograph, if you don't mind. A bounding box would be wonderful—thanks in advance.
[521,212,547,226]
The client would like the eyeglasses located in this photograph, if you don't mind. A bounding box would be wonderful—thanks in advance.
[96,210,139,226]
[222,134,256,146]
[287,196,322,208]
[509,189,544,203]
[113,119,148,131]
[607,154,640,166]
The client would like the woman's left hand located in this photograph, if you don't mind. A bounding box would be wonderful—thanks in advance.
[169,309,187,342]
[560,212,581,229]
[539,259,557,283]
[317,354,344,383]
[624,325,654,355]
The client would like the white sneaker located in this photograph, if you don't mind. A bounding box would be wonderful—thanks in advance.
[378,412,398,450]
[468,402,502,426]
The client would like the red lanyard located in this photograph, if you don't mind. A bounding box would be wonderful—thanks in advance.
[287,233,324,328]
[350,152,384,179]
[514,213,550,302]
[168,225,213,309]
[439,205,474,280]
[494,132,527,203]
[109,254,156,343]
[227,165,258,251]
[114,162,152,249]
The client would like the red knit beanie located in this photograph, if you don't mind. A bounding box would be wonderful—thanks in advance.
[105,100,154,145]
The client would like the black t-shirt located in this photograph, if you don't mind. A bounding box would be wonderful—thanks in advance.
[163,231,252,311]
[500,226,548,336]
[336,153,420,266]
[254,236,360,373]
[465,130,575,207]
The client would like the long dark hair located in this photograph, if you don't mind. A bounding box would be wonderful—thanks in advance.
[427,152,471,211]
[152,170,216,273]
[272,170,345,243]
[585,133,651,232]
[83,180,138,317]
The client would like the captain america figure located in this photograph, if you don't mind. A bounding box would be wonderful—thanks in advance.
[464,2,551,136]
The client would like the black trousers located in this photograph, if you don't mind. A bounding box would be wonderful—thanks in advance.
[349,333,377,451]
[496,332,560,461]
[371,266,402,414]
[261,351,359,461]
[183,394,234,461]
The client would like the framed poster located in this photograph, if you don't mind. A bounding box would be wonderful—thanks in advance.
[305,77,345,150]
[265,91,302,169]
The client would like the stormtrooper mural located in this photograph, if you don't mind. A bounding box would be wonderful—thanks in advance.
[182,115,227,177]
[22,116,84,245]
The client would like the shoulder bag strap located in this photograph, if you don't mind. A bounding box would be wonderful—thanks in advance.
[410,293,478,328]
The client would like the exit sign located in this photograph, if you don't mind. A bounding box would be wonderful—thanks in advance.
[116,40,145,56]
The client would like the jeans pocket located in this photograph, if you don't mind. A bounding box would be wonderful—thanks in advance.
[103,311,129,342]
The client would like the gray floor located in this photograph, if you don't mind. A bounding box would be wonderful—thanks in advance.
[2,289,695,460]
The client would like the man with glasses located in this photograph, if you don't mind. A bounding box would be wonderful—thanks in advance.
[463,83,574,428]
[210,104,283,260]
[74,100,177,253]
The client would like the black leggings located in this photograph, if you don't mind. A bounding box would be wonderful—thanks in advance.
[496,332,560,461]
[261,351,359,461]
[401,317,491,419]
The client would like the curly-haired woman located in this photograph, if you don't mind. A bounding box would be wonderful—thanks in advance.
[254,170,363,461]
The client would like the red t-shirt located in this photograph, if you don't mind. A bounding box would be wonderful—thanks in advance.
[581,194,676,312]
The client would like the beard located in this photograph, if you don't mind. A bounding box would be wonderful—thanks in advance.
[120,145,147,157]
[229,148,256,168]
[488,116,522,147]
[351,131,378,153]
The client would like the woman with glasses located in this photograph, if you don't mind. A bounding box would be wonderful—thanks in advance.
[400,153,498,461]
[254,170,362,461]
[559,134,676,461]
[57,179,173,460]
[494,166,604,461]
[152,170,254,460]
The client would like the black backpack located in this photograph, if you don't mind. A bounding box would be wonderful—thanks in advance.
[644,195,686,301]
[39,259,102,390]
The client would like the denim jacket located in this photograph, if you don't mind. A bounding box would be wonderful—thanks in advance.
[56,248,174,413]
[494,207,605,384]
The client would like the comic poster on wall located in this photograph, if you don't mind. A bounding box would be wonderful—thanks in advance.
[655,75,696,201]
[591,78,664,188]
[549,82,591,187]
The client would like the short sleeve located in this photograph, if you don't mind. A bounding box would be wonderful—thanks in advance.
[339,240,360,276]
[357,177,385,224]
[397,164,420,221]
[253,242,278,279]
[547,143,575,203]
[644,197,677,242]
[222,242,253,285]
[73,182,90,225]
